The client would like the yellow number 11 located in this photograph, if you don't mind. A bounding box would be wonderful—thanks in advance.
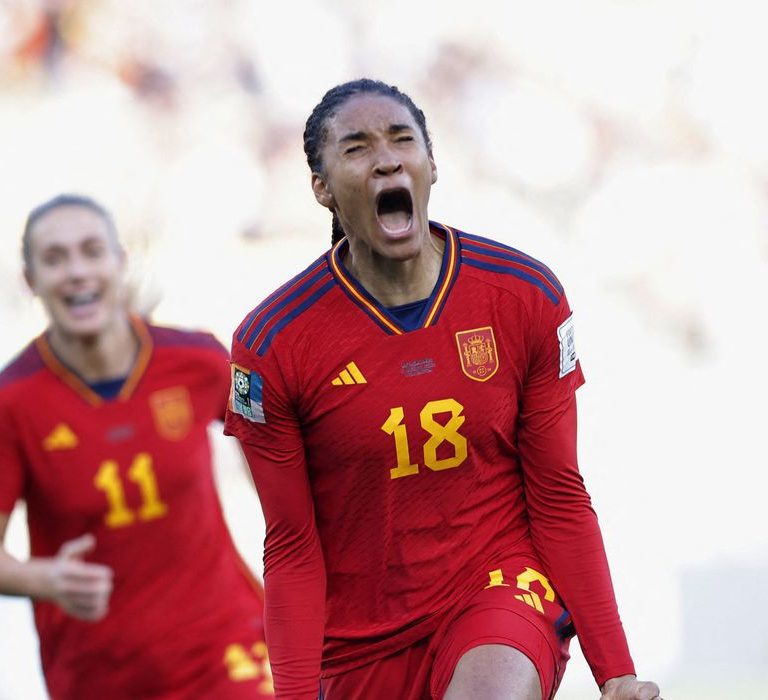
[94,453,168,528]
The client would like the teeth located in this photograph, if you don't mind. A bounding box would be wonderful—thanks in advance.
[68,292,98,306]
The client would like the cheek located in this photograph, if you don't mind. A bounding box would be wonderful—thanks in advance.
[342,179,368,205]
[28,272,59,299]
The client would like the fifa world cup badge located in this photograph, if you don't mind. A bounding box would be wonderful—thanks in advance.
[557,314,577,378]
[455,326,499,382]
[230,365,265,423]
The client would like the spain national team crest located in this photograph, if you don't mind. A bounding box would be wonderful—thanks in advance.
[149,386,194,441]
[455,326,499,382]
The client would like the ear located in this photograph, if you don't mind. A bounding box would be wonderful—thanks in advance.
[23,266,36,294]
[429,152,438,185]
[311,173,335,210]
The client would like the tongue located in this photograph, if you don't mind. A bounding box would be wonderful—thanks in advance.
[378,210,411,234]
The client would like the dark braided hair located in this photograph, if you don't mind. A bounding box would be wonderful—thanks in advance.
[22,193,120,270]
[303,79,432,246]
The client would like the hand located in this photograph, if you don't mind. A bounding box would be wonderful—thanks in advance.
[600,674,662,700]
[47,534,113,621]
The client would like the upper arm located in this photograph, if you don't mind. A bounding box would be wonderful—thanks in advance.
[224,341,319,567]
[0,512,10,547]
[0,398,24,517]
[517,295,589,518]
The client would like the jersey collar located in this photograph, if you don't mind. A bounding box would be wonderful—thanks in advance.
[35,315,153,406]
[328,221,460,335]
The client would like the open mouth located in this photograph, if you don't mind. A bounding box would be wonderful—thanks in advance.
[376,188,413,234]
[62,291,103,318]
[65,291,100,308]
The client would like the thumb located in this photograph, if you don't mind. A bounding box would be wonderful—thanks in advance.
[58,533,96,560]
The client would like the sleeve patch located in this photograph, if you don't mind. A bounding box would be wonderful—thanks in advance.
[230,364,265,423]
[557,314,577,378]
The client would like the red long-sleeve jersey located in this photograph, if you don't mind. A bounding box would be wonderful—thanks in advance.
[0,318,271,699]
[225,222,635,698]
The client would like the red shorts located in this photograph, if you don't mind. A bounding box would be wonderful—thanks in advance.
[46,630,273,700]
[321,556,572,700]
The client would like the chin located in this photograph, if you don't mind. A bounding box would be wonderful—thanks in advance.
[379,233,423,258]
[55,314,111,341]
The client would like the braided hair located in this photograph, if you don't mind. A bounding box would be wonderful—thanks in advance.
[303,79,432,246]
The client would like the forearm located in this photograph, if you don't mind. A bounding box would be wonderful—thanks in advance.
[239,441,326,698]
[520,397,634,685]
[0,548,54,600]
[263,535,326,699]
[528,502,635,685]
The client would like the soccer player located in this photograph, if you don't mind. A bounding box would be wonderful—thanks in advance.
[0,194,273,699]
[225,79,662,699]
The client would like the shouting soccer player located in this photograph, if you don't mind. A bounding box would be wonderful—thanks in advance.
[225,79,662,700]
[0,194,273,699]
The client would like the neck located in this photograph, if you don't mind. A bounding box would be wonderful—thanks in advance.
[345,232,445,307]
[48,314,138,382]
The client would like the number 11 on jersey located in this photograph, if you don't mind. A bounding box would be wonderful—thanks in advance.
[94,453,168,528]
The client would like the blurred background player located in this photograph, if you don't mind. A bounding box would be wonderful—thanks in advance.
[0,194,273,699]
[225,79,662,699]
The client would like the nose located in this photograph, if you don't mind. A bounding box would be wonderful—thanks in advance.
[64,253,89,279]
[373,144,402,176]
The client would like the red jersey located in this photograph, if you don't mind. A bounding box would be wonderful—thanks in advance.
[0,317,272,700]
[225,222,635,698]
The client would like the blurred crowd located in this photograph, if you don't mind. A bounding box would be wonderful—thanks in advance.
[1,1,766,697]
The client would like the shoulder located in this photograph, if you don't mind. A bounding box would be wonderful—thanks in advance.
[146,321,228,357]
[0,340,45,393]
[451,224,565,306]
[233,252,336,358]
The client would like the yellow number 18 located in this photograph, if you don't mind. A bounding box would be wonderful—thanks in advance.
[381,398,468,479]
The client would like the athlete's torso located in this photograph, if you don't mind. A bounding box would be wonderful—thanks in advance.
[0,319,267,697]
[229,223,572,665]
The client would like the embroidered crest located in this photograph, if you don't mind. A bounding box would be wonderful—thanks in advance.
[149,386,194,441]
[557,314,577,378]
[230,364,265,423]
[455,326,499,382]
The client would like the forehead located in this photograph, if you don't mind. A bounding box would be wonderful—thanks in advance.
[29,205,112,249]
[326,93,419,140]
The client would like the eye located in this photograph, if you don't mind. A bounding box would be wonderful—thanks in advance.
[396,134,415,143]
[344,144,364,155]
[40,249,65,266]
[82,237,109,259]
[83,243,107,258]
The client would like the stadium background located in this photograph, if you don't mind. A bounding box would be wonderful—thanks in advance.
[0,1,766,698]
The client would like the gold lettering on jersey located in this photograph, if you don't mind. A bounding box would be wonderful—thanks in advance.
[455,326,499,382]
[43,423,79,450]
[149,386,194,441]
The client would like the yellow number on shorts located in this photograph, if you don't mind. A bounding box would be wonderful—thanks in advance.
[484,566,555,615]
[224,642,273,691]
[382,399,467,479]
[484,569,511,589]
[514,567,555,614]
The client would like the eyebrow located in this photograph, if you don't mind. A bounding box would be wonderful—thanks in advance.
[338,123,415,144]
[38,235,108,252]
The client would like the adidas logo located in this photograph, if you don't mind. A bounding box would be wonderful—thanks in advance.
[43,423,79,450]
[331,362,367,386]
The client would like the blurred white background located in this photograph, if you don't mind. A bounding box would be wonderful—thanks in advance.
[0,1,766,698]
